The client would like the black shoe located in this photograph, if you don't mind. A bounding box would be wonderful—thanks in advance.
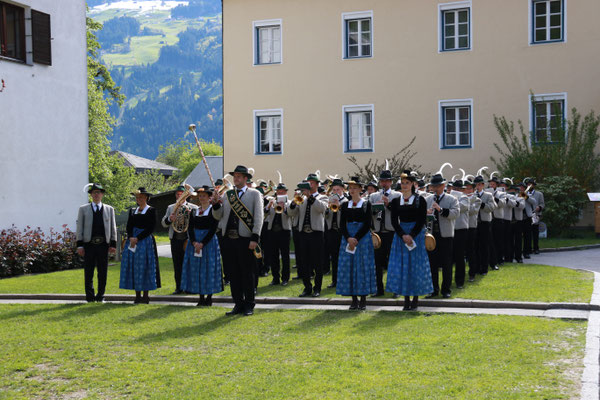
[142,297,150,304]
[299,290,311,297]
[281,281,289,286]
[410,297,419,310]
[226,307,243,316]
[498,261,504,266]
[269,280,280,286]
[492,265,499,270]
[370,291,384,298]
[534,250,540,255]
[425,293,438,299]
[349,298,358,310]
[254,288,257,295]
[292,276,302,280]
[205,296,212,307]
[224,280,230,286]
[327,282,336,289]
[517,259,523,263]
[392,294,400,299]
[243,309,254,316]
[442,293,451,299]
[171,290,183,295]
[358,297,367,310]
[481,272,488,276]
[457,285,464,289]
[468,276,475,282]
[524,254,531,259]
[312,291,320,298]
[196,301,204,307]
[403,297,411,311]
[133,298,141,304]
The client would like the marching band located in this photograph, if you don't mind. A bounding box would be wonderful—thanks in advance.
[78,162,546,314]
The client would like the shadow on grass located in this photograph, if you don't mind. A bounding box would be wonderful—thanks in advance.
[46,302,117,322]
[129,304,189,322]
[0,303,81,321]
[136,313,235,343]
[351,310,419,333]
[286,309,358,332]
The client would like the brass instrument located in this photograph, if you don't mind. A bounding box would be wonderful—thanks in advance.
[371,231,382,249]
[293,192,305,205]
[519,184,533,199]
[329,194,340,212]
[217,176,234,196]
[425,214,437,251]
[172,184,196,233]
[264,180,277,197]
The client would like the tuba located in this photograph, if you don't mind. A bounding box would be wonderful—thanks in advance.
[172,184,196,233]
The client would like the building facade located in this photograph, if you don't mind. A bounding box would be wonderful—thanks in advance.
[222,0,600,184]
[0,0,87,231]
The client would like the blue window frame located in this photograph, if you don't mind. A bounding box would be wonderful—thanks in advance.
[256,115,282,154]
[345,110,373,152]
[441,8,470,51]
[531,0,564,44]
[532,99,565,143]
[442,105,472,148]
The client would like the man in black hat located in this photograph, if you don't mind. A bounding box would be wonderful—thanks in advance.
[287,174,329,297]
[212,165,264,316]
[507,185,526,263]
[265,182,292,286]
[161,185,198,294]
[448,180,469,289]
[425,174,459,298]
[500,179,517,263]
[520,180,539,258]
[464,179,482,279]
[488,176,507,269]
[472,176,497,278]
[76,184,117,303]
[324,178,348,288]
[528,179,545,254]
[368,169,400,296]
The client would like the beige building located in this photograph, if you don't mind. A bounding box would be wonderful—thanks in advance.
[222,0,600,185]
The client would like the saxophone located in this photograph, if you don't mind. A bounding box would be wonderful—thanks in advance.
[172,184,196,233]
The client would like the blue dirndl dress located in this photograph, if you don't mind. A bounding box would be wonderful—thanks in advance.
[181,228,223,294]
[386,221,433,296]
[120,226,160,291]
[336,222,377,296]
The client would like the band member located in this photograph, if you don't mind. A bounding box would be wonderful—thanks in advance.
[265,183,292,286]
[256,181,271,283]
[464,180,482,280]
[473,176,496,276]
[386,172,432,310]
[488,175,506,269]
[368,169,400,297]
[425,174,459,298]
[528,179,545,254]
[500,179,516,263]
[181,186,222,306]
[337,177,376,310]
[325,178,348,288]
[161,185,198,295]
[120,188,161,304]
[507,185,526,263]
[287,173,329,297]
[365,181,378,196]
[212,165,263,316]
[76,183,117,303]
[520,181,538,259]
[449,180,469,289]
[213,178,228,285]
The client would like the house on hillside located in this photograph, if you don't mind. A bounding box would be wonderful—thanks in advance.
[221,0,600,184]
[110,150,179,177]
[0,0,87,231]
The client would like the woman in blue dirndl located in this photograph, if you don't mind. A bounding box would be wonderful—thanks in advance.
[120,187,161,304]
[386,172,432,310]
[181,185,222,306]
[336,177,377,310]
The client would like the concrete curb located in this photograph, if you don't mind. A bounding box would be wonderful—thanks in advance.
[581,273,600,400]
[540,244,600,253]
[0,293,596,311]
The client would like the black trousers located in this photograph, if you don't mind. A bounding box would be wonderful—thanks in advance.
[491,218,504,265]
[532,223,540,252]
[467,228,478,278]
[503,220,513,262]
[453,229,468,287]
[326,228,342,284]
[428,234,453,295]
[476,221,491,275]
[216,232,228,282]
[221,237,255,311]
[322,227,330,274]
[512,220,523,261]
[170,238,186,291]
[523,217,533,255]
[259,224,271,275]
[297,231,324,293]
[270,229,291,283]
[292,229,301,276]
[374,231,394,294]
[83,243,109,302]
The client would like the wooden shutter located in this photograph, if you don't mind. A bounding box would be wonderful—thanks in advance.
[31,9,51,65]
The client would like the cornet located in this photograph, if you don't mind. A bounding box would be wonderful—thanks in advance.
[293,192,305,205]
[329,194,340,212]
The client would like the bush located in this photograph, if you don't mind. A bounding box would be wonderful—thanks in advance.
[536,176,587,236]
[0,225,83,278]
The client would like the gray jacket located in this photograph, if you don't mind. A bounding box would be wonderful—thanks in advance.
[265,199,293,231]
[368,189,401,232]
[523,194,538,218]
[325,197,348,230]
[450,190,470,231]
[287,192,329,232]
[511,195,526,221]
[486,188,507,219]
[76,203,117,247]
[502,194,517,221]
[467,194,482,229]
[530,190,545,217]
[426,192,460,238]
[476,190,497,222]
[161,202,199,239]
[212,188,264,240]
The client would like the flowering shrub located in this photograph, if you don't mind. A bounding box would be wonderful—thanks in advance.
[0,225,83,278]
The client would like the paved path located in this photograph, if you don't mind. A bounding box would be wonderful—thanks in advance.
[524,248,600,272]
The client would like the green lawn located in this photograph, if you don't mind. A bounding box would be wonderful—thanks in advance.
[153,231,170,245]
[0,258,593,304]
[0,304,585,399]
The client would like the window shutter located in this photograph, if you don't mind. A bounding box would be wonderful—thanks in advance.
[31,9,51,65]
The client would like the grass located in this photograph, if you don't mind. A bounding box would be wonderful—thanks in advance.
[0,258,593,304]
[540,229,600,249]
[0,304,586,399]
[153,231,170,245]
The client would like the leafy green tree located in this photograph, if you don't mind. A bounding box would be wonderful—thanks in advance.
[133,170,179,195]
[156,138,223,181]
[87,15,135,211]
[536,176,587,235]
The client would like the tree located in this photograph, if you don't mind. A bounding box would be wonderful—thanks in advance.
[87,15,135,211]
[536,176,587,235]
[156,138,223,181]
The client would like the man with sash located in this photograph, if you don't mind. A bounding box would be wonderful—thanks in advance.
[368,169,400,297]
[287,174,329,297]
[212,165,264,316]
[76,183,117,303]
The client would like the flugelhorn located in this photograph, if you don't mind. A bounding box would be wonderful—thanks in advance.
[329,194,340,212]
[293,192,305,205]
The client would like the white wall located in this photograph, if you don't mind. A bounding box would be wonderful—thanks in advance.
[0,0,88,232]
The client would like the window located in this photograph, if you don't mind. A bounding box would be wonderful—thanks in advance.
[439,99,473,149]
[342,11,373,59]
[531,0,564,43]
[254,109,282,154]
[343,105,374,152]
[438,1,471,52]
[253,19,281,65]
[0,1,25,62]
[530,93,566,143]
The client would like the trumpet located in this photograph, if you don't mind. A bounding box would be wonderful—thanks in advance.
[293,192,305,205]
[519,184,533,199]
[275,203,284,214]
[329,194,340,212]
